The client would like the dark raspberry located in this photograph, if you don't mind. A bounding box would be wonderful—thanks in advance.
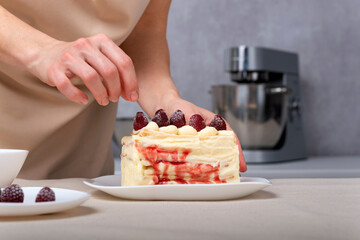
[133,112,149,131]
[189,114,206,132]
[170,109,186,128]
[36,187,55,203]
[1,184,24,203]
[209,115,227,131]
[152,109,170,127]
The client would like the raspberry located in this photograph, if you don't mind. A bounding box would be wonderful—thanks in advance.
[189,114,206,132]
[152,109,170,127]
[133,112,149,130]
[1,184,24,203]
[35,187,55,202]
[170,109,186,128]
[209,115,227,130]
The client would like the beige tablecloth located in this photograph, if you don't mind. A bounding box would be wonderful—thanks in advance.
[0,178,359,240]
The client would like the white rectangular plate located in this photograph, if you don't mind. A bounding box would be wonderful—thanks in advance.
[0,187,90,216]
[83,175,271,201]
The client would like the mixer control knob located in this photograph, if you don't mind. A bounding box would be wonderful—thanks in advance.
[290,99,301,111]
[289,98,302,122]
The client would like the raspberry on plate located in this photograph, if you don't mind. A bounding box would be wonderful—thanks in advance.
[170,109,186,128]
[133,112,149,131]
[189,114,206,132]
[209,115,227,131]
[152,109,170,127]
[36,187,56,203]
[1,184,24,203]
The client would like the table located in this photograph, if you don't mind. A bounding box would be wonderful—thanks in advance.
[1,178,359,240]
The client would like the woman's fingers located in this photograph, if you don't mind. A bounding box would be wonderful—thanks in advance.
[66,57,109,106]
[31,34,139,105]
[235,132,247,172]
[190,105,248,173]
[83,48,121,103]
[239,151,247,172]
[96,34,139,102]
[226,124,247,173]
[48,67,88,104]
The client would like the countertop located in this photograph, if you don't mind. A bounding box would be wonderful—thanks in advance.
[1,178,359,240]
[115,156,360,179]
[243,156,360,178]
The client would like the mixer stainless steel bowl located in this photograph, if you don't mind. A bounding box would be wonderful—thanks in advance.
[212,84,289,149]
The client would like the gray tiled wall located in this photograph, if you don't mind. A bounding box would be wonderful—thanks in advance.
[117,0,360,156]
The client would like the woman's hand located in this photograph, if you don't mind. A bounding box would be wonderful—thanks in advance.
[28,34,139,105]
[0,7,137,105]
[155,94,247,173]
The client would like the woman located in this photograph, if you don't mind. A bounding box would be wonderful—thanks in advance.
[0,0,246,179]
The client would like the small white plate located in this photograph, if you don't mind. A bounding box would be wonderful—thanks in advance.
[83,175,271,201]
[0,187,90,216]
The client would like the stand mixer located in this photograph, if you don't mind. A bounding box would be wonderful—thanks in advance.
[212,46,307,163]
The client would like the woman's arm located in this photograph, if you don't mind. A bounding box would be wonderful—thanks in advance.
[0,5,138,105]
[0,5,52,69]
[120,0,177,115]
[121,0,247,172]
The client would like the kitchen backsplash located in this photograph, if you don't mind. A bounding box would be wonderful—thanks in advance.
[116,0,360,156]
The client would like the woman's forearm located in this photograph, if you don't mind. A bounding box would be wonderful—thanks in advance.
[0,5,55,69]
[121,32,179,116]
[120,0,178,117]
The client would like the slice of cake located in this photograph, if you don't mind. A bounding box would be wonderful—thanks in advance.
[121,110,240,186]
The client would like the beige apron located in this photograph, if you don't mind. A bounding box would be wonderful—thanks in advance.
[0,0,149,179]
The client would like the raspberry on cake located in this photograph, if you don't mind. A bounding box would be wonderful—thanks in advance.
[121,110,240,186]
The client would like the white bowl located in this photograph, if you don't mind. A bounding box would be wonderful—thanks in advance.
[0,149,28,187]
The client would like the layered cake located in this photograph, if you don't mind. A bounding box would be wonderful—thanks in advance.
[121,109,240,186]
